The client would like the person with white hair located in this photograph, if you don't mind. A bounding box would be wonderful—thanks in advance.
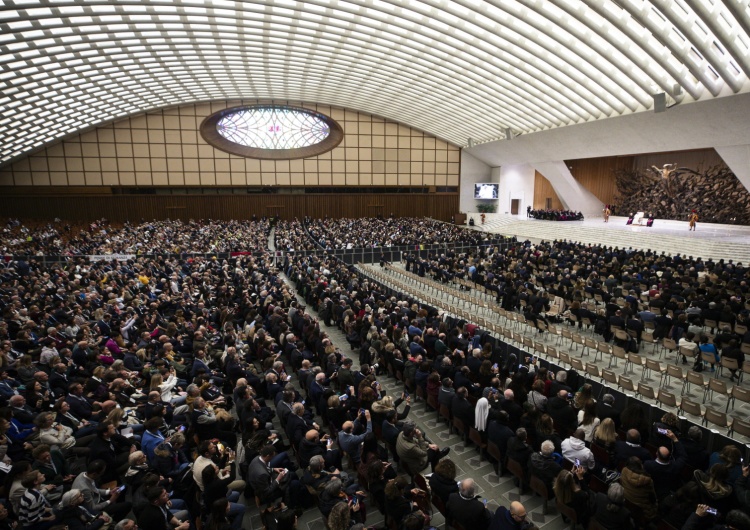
[529,439,563,494]
[57,489,110,530]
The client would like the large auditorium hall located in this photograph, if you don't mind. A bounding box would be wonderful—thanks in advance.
[2,3,750,530]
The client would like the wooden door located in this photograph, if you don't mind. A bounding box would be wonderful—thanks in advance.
[511,199,520,215]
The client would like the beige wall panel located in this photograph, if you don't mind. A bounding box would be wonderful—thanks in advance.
[231,172,248,185]
[102,172,120,185]
[152,172,169,186]
[68,172,85,185]
[169,173,185,186]
[184,173,200,186]
[5,101,458,190]
[15,172,32,185]
[32,172,50,186]
[30,157,48,171]
[50,172,68,185]
[85,172,102,185]
[0,172,13,185]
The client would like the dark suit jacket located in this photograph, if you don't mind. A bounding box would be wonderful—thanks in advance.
[137,503,170,530]
[595,402,621,429]
[247,456,282,504]
[487,420,514,456]
[451,397,475,429]
[446,493,491,530]
[547,397,577,437]
[66,394,94,420]
[285,413,312,449]
[614,440,652,465]
[11,405,35,424]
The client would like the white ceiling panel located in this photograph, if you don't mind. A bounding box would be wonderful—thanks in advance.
[1,0,750,166]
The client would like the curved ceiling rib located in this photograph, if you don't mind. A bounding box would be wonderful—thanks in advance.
[1,0,750,167]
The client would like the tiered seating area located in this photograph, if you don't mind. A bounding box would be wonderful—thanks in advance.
[360,262,750,445]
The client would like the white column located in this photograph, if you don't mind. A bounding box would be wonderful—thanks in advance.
[497,164,535,216]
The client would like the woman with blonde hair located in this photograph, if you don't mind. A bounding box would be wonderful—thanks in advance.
[577,399,600,442]
[592,417,617,466]
[150,369,184,405]
[370,393,410,428]
[553,467,592,528]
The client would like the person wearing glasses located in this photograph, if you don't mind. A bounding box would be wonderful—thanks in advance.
[489,501,532,530]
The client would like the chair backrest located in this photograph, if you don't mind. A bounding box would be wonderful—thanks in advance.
[468,427,486,447]
[529,474,549,499]
[628,353,642,365]
[612,345,627,359]
[614,329,629,341]
[619,376,635,392]
[585,337,597,348]
[486,440,503,463]
[534,341,546,355]
[731,418,750,438]
[645,359,661,371]
[601,369,618,385]
[657,389,677,407]
[573,333,584,345]
[663,338,677,350]
[667,365,684,379]
[721,357,739,370]
[707,378,727,394]
[704,407,728,428]
[680,398,702,417]
[732,385,750,405]
[741,343,750,356]
[638,383,655,399]
[598,342,611,354]
[505,456,525,482]
[547,346,559,359]
[687,370,705,386]
[701,351,717,364]
[744,360,750,373]
[586,364,600,378]
[559,352,571,365]
[570,358,584,372]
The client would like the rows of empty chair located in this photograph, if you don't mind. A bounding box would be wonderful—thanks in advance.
[359,262,750,444]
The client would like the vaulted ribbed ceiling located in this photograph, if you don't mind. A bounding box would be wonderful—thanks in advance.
[2,0,750,167]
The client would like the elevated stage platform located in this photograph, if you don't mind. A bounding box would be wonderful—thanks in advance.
[470,214,750,262]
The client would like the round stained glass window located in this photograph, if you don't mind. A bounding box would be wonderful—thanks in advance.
[200,105,344,160]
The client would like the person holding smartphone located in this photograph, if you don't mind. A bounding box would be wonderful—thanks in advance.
[337,410,372,466]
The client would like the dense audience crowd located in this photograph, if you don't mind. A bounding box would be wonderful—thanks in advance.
[0,218,271,256]
[527,209,584,221]
[305,218,489,250]
[273,219,320,252]
[0,216,748,530]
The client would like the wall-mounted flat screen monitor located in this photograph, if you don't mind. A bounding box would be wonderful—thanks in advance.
[474,183,499,199]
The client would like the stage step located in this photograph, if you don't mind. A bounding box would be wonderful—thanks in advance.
[479,215,750,263]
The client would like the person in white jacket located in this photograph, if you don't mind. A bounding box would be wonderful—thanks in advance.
[34,412,91,456]
[561,428,596,471]
[149,370,186,406]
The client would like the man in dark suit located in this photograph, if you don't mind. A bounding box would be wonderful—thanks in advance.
[247,446,304,507]
[644,430,687,497]
[681,425,709,471]
[446,479,492,530]
[137,486,190,530]
[49,363,70,398]
[88,421,135,483]
[451,387,475,429]
[614,429,652,465]
[546,390,577,438]
[609,310,626,331]
[500,389,523,430]
[506,428,534,479]
[66,383,98,421]
[487,411,514,456]
[9,395,36,424]
[595,394,621,429]
[438,378,455,408]
[285,402,318,449]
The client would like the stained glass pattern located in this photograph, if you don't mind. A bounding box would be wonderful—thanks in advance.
[217,107,330,150]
